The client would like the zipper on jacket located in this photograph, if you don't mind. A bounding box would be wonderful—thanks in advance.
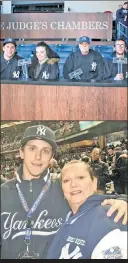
[29,181,32,192]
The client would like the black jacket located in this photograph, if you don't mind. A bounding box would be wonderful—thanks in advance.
[116,8,128,26]
[29,59,59,81]
[1,166,69,259]
[63,49,110,81]
[0,53,23,80]
[106,52,128,80]
[91,159,111,191]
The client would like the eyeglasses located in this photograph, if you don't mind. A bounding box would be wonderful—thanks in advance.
[116,44,125,47]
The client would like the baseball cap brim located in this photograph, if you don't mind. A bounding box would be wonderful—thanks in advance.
[3,40,17,46]
[79,36,91,44]
[21,136,58,152]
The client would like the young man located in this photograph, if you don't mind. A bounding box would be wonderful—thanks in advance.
[1,125,127,259]
[0,38,23,80]
[107,38,127,81]
[63,36,110,81]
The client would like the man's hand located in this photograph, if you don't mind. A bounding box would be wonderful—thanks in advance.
[101,199,127,225]
[114,73,124,80]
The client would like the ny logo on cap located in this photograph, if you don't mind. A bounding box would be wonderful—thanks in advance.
[36,126,46,136]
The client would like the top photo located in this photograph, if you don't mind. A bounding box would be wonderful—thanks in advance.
[0,0,127,120]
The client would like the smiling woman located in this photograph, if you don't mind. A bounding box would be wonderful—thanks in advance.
[28,41,60,81]
[46,160,127,259]
[61,160,97,214]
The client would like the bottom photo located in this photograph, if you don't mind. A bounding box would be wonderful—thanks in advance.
[1,120,127,259]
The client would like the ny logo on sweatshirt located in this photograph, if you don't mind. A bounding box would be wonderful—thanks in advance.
[91,62,97,71]
[13,71,20,78]
[42,71,50,79]
[59,243,82,259]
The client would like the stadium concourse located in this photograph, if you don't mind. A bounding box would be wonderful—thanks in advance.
[1,121,127,195]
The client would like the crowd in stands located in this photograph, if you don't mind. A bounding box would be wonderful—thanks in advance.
[1,137,127,195]
[1,121,74,152]
[50,142,128,195]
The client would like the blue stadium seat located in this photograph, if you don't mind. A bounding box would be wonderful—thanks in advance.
[17,51,33,59]
[17,44,36,58]
[101,52,113,59]
[58,63,64,79]
[56,44,74,52]
[57,51,71,58]
[90,45,97,51]
[17,44,36,51]
[49,44,56,51]
[59,57,68,64]
[96,45,113,53]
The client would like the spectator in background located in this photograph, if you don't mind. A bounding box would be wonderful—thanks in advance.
[100,151,107,163]
[116,2,128,38]
[113,5,123,21]
[63,36,110,81]
[0,38,23,80]
[107,146,114,166]
[90,147,111,193]
[116,2,128,26]
[29,41,60,81]
[112,153,128,194]
[81,155,90,163]
[107,38,127,81]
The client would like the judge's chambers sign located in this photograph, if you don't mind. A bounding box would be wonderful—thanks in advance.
[1,13,112,39]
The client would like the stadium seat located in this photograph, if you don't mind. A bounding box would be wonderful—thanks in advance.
[58,63,64,79]
[17,51,33,58]
[96,45,113,53]
[57,51,71,57]
[49,44,56,51]
[59,57,68,64]
[17,44,36,58]
[101,52,113,59]
[17,44,36,51]
[56,44,74,52]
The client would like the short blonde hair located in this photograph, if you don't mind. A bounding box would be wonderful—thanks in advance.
[61,160,96,180]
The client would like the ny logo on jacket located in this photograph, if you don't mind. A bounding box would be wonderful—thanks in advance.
[42,71,50,79]
[59,243,82,259]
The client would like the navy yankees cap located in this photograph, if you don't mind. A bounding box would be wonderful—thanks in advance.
[79,36,91,44]
[21,125,58,152]
[3,38,17,46]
